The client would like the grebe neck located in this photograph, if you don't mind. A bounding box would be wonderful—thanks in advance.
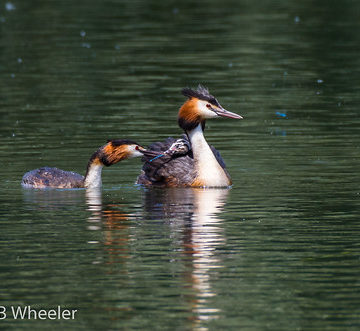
[84,156,104,189]
[187,124,231,187]
[83,140,144,189]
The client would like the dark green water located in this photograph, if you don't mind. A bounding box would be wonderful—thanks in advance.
[1,0,360,330]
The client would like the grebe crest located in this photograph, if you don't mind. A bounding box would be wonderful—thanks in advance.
[178,84,242,132]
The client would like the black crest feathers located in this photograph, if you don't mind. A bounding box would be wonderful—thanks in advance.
[181,84,221,107]
[106,139,140,147]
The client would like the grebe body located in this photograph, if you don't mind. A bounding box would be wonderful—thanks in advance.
[22,167,85,189]
[137,86,242,187]
[21,86,242,189]
[137,134,230,187]
[22,140,145,189]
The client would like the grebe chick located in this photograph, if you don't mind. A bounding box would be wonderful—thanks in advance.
[165,138,191,156]
[144,137,191,163]
[137,85,243,187]
[22,140,145,189]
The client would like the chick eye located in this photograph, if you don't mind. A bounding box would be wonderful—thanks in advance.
[206,104,212,109]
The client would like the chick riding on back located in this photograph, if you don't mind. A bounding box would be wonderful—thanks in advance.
[137,85,243,187]
[22,86,243,189]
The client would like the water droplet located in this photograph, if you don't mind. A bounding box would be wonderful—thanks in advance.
[294,16,300,23]
[87,225,101,231]
[114,44,121,50]
[317,79,323,84]
[5,2,16,11]
[17,58,22,64]
[228,62,233,68]
[81,42,91,49]
[10,73,15,78]
[80,30,86,37]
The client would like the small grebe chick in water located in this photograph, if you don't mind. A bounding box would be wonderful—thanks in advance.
[22,140,145,189]
[137,85,243,187]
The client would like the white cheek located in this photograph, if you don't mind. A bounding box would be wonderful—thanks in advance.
[197,100,218,118]
[128,145,144,158]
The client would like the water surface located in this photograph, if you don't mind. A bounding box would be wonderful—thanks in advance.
[1,0,360,330]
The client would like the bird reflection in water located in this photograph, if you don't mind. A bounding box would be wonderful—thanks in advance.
[23,187,228,326]
[145,188,228,325]
[86,187,229,326]
[86,188,133,268]
[22,188,85,210]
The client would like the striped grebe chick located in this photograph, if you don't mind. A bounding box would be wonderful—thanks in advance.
[144,137,191,163]
[22,140,145,189]
[137,85,243,187]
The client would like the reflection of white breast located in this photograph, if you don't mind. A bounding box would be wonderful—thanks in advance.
[188,124,230,187]
[193,188,229,222]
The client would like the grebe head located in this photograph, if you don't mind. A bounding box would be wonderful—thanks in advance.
[178,85,243,131]
[96,139,145,166]
[165,138,191,156]
[84,139,146,188]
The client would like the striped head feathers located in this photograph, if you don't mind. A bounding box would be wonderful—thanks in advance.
[90,140,145,167]
[178,84,243,131]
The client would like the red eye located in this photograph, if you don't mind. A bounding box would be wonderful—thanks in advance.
[206,104,211,108]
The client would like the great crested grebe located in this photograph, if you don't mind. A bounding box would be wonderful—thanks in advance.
[137,85,243,187]
[22,140,145,189]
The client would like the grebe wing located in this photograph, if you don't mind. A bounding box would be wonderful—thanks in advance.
[209,145,232,180]
[137,135,228,187]
[22,167,85,189]
[210,145,227,169]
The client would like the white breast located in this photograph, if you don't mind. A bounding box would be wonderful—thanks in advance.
[188,124,230,187]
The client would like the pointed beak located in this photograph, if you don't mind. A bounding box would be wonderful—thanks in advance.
[140,149,171,163]
[139,149,164,158]
[215,107,243,119]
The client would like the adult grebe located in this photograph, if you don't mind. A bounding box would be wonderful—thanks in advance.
[137,85,243,187]
[22,140,145,189]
